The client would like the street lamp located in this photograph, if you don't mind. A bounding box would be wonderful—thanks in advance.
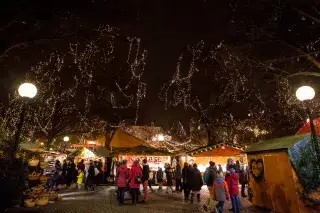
[157,134,165,141]
[295,85,320,166]
[13,83,37,158]
[63,136,70,142]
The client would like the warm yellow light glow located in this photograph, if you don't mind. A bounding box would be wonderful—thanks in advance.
[40,142,44,146]
[18,83,37,98]
[157,134,165,141]
[296,86,315,101]
[88,141,96,145]
[63,136,70,142]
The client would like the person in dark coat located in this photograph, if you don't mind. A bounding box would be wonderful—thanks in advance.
[239,166,249,197]
[165,164,173,194]
[66,159,76,187]
[77,159,85,171]
[175,164,182,192]
[62,160,68,177]
[190,163,203,204]
[182,162,192,201]
[87,160,95,191]
[156,167,164,191]
[141,159,150,203]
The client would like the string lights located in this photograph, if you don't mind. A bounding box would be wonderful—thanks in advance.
[160,41,269,145]
[0,25,148,150]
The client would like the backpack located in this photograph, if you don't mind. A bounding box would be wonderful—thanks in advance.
[203,169,210,184]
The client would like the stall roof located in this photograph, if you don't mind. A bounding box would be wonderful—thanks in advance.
[110,129,150,148]
[187,143,244,157]
[245,134,309,154]
[92,146,110,157]
[113,145,172,156]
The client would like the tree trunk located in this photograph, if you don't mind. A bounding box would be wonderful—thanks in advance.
[104,126,116,150]
[46,136,53,151]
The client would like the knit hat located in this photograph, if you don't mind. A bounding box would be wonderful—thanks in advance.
[217,171,224,178]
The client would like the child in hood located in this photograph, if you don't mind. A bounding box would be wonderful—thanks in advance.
[77,169,84,190]
[212,171,230,213]
[227,168,242,213]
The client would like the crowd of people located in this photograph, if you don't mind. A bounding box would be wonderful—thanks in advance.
[51,158,104,191]
[50,157,249,213]
[114,158,249,213]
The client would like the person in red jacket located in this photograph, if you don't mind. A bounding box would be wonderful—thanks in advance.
[129,160,142,205]
[227,168,242,213]
[116,160,129,205]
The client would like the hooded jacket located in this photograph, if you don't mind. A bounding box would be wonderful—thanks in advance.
[117,165,129,188]
[227,170,240,196]
[129,162,142,188]
[212,177,230,201]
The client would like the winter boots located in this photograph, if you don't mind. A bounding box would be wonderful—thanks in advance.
[190,193,200,203]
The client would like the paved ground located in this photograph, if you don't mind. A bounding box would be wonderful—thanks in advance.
[39,186,270,213]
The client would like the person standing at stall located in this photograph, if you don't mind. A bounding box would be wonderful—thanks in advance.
[129,160,142,205]
[156,167,164,191]
[175,163,182,192]
[182,162,191,201]
[165,164,174,194]
[189,163,203,204]
[116,160,129,205]
[141,159,150,203]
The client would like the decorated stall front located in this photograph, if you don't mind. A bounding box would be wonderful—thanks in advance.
[245,134,320,213]
[186,143,246,173]
[114,145,172,184]
[74,146,110,165]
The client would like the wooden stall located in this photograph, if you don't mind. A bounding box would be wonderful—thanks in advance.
[245,134,320,213]
[186,143,246,173]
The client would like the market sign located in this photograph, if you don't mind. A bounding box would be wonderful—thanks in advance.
[120,155,171,171]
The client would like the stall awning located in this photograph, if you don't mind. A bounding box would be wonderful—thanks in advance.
[110,129,149,148]
[92,146,111,157]
[113,145,171,156]
[245,134,309,154]
[188,143,244,157]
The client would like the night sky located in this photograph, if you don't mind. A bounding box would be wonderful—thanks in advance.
[0,0,235,126]
[1,0,319,134]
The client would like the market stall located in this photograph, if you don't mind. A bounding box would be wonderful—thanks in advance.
[186,143,246,172]
[245,133,320,213]
[74,146,110,164]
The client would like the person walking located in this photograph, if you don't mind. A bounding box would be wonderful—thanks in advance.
[156,167,164,191]
[239,166,248,197]
[189,163,203,204]
[87,160,95,191]
[141,159,150,203]
[227,168,242,213]
[66,159,76,187]
[175,163,182,192]
[203,161,217,211]
[182,163,191,201]
[165,164,173,194]
[129,160,142,205]
[77,169,84,190]
[218,164,223,173]
[116,160,129,205]
[212,172,230,213]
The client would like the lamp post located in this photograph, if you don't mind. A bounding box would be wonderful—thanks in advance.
[13,83,37,158]
[295,86,320,164]
[63,136,70,142]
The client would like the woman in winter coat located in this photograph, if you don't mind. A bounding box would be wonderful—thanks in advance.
[227,168,242,213]
[116,160,129,205]
[129,160,142,205]
[165,164,173,194]
[189,163,203,204]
